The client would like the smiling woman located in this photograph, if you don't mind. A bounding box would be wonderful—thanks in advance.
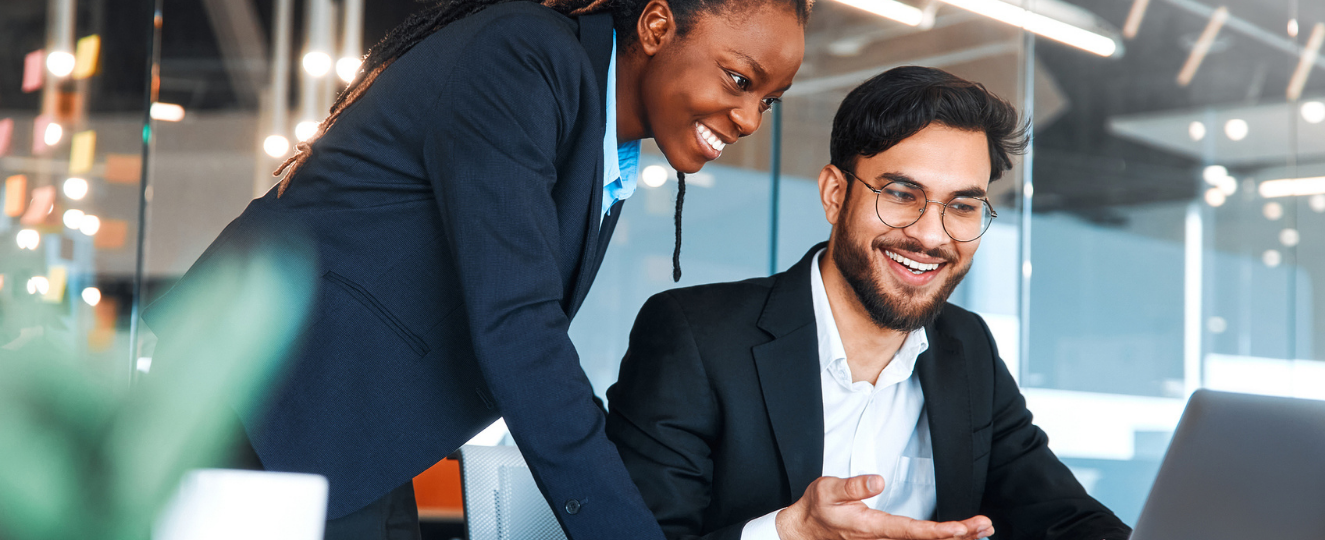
[142,0,809,539]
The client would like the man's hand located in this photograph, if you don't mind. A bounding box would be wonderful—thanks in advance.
[775,475,993,540]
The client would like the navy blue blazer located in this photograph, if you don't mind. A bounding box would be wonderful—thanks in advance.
[145,4,664,539]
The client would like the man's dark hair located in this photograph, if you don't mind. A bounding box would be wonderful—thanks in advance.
[829,66,1028,182]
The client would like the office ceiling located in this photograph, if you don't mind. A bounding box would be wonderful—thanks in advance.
[3,0,1324,223]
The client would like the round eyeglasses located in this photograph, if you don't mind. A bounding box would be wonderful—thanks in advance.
[843,170,997,242]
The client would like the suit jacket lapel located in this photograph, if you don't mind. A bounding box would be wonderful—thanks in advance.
[917,330,975,521]
[566,11,614,317]
[753,245,827,501]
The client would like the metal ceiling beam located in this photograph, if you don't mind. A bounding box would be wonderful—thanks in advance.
[201,0,268,107]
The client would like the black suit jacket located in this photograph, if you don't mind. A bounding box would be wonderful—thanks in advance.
[144,5,664,539]
[605,244,1131,540]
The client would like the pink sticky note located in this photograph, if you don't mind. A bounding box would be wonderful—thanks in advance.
[20,185,56,226]
[23,50,44,92]
[0,118,12,156]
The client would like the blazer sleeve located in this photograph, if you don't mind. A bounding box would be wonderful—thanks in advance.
[420,15,664,540]
[973,316,1132,540]
[606,293,747,540]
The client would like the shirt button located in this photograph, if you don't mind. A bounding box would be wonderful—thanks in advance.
[564,499,581,515]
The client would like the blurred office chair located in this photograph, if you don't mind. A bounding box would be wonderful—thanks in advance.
[457,444,568,540]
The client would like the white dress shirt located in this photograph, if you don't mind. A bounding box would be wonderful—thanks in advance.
[742,250,937,539]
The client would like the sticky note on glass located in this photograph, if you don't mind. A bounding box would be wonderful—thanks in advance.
[43,265,68,303]
[73,35,100,80]
[4,175,27,217]
[0,118,12,156]
[22,50,44,92]
[94,219,129,249]
[20,185,56,226]
[69,130,96,173]
[105,153,142,184]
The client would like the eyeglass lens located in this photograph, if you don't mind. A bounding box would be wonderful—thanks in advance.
[874,181,993,242]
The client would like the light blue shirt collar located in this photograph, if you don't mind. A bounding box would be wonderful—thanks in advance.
[603,30,642,220]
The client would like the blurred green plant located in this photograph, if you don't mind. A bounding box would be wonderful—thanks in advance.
[0,242,315,540]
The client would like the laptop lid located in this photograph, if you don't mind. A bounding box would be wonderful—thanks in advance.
[1131,389,1325,540]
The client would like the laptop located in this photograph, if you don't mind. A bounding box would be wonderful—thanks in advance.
[1130,389,1325,540]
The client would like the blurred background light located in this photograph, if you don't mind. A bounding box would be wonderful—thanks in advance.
[294,121,319,142]
[63,208,85,229]
[642,165,669,188]
[301,51,331,77]
[63,177,88,200]
[27,276,49,295]
[263,135,290,158]
[1263,201,1284,221]
[335,57,360,83]
[81,286,101,306]
[1224,118,1248,141]
[1302,101,1325,124]
[44,122,64,146]
[1188,121,1206,141]
[79,214,101,236]
[16,229,40,250]
[46,50,75,77]
[150,103,186,122]
[1280,228,1300,247]
[1263,249,1282,267]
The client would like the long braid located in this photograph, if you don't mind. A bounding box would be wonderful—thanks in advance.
[672,171,685,282]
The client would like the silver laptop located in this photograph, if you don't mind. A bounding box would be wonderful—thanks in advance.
[1131,389,1325,540]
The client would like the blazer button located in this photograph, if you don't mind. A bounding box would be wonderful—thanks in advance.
[564,499,581,515]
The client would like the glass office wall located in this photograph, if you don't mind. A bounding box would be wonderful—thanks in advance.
[0,0,152,391]
[3,0,1323,531]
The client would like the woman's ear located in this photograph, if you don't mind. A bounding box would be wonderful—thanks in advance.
[635,0,676,57]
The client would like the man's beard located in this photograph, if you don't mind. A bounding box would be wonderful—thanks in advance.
[831,222,972,332]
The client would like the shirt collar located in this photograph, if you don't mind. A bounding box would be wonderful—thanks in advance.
[601,31,642,218]
[810,248,929,389]
[603,31,621,189]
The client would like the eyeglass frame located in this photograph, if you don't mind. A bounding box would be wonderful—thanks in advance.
[841,169,998,243]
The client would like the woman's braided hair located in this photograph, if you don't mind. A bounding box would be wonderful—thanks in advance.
[275,0,811,281]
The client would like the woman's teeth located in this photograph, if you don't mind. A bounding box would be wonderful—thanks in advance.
[698,124,726,153]
[887,250,940,275]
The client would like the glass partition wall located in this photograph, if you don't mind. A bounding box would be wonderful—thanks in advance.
[0,0,153,391]
[3,0,1321,529]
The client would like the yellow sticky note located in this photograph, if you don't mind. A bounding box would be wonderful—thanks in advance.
[69,130,96,174]
[43,266,68,303]
[73,35,100,80]
[4,175,27,217]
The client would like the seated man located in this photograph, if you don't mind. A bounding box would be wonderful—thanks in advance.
[605,66,1130,540]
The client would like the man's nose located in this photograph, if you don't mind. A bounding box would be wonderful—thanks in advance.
[904,201,952,250]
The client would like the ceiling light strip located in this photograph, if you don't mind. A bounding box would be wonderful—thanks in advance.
[832,0,925,26]
[1163,0,1325,72]
[1176,6,1228,87]
[1287,23,1325,101]
[1260,177,1325,198]
[1123,0,1152,39]
[938,0,1118,57]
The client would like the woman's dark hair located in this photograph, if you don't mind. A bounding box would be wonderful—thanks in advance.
[276,0,812,281]
[829,65,1028,183]
[275,0,811,193]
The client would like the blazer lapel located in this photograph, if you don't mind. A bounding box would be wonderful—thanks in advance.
[916,330,975,521]
[752,245,827,501]
[566,11,614,317]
